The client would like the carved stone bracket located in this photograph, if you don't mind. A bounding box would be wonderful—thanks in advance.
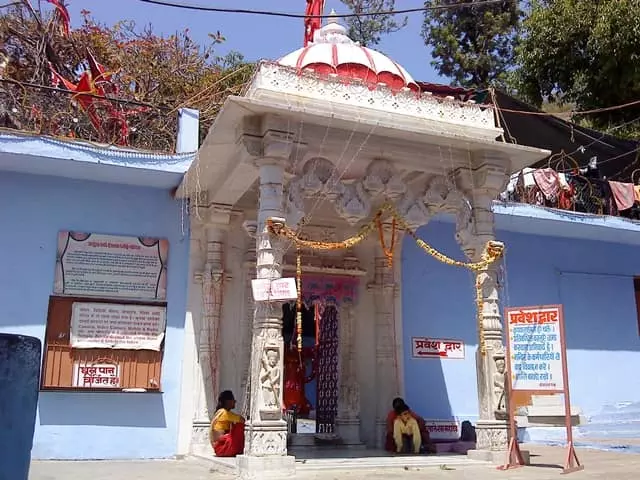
[285,157,474,232]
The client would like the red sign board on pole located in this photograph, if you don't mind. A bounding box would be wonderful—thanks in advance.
[499,304,584,474]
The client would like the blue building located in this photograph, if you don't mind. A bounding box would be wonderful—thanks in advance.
[401,202,640,448]
[0,109,198,460]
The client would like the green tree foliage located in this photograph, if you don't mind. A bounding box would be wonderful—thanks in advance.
[339,0,407,46]
[512,0,640,138]
[422,0,521,88]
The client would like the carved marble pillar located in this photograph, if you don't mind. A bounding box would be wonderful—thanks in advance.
[240,221,258,416]
[335,299,361,444]
[239,130,296,478]
[191,206,232,444]
[368,248,400,449]
[454,157,510,461]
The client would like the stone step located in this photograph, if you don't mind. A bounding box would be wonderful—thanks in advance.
[196,451,488,475]
[287,433,367,450]
[295,454,487,471]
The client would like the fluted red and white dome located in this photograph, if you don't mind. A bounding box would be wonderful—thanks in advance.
[278,12,419,93]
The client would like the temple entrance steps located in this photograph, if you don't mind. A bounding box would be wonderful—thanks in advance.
[195,448,488,476]
[287,433,367,452]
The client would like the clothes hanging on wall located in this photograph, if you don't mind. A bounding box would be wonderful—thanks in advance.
[533,168,562,201]
[609,181,635,212]
[500,165,640,222]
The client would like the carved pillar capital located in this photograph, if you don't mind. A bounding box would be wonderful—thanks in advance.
[454,151,510,197]
[452,157,508,262]
[239,129,297,169]
[203,204,233,230]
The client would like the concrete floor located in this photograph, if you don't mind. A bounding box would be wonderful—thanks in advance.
[29,444,640,480]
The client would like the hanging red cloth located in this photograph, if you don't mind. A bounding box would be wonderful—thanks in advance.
[283,343,314,416]
[48,50,146,146]
[304,0,325,46]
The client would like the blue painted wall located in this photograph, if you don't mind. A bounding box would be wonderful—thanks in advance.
[402,216,640,437]
[0,170,190,460]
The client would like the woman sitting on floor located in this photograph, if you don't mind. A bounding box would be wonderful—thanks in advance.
[210,390,245,457]
[385,397,435,453]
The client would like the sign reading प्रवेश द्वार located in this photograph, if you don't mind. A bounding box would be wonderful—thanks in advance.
[70,303,166,351]
[54,231,169,300]
[506,306,565,391]
[411,337,465,359]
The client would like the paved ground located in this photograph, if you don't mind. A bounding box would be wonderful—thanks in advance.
[29,444,640,480]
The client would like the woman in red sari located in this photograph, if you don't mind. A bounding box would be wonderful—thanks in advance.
[210,390,245,457]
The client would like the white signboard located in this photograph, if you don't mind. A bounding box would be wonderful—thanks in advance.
[251,278,298,302]
[411,337,465,359]
[506,306,565,392]
[73,362,121,388]
[54,231,169,300]
[70,303,166,351]
[424,419,459,441]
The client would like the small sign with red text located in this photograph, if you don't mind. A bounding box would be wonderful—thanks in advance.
[411,337,465,359]
[425,419,459,441]
[251,278,298,302]
[72,362,120,388]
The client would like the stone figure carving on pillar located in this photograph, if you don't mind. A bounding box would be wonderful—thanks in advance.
[260,347,281,409]
[453,155,511,460]
[493,355,508,420]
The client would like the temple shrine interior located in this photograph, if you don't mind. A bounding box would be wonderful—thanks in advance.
[282,299,340,435]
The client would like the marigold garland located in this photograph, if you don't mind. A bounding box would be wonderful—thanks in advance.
[267,203,505,357]
[475,274,486,356]
[377,215,397,268]
[267,215,378,251]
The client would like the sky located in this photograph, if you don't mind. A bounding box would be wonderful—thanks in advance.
[63,0,443,83]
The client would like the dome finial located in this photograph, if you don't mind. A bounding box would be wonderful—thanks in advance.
[313,8,353,45]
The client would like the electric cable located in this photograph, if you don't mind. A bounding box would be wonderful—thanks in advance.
[137,0,512,18]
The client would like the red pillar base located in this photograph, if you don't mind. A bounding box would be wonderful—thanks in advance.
[497,437,526,470]
[561,442,584,475]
